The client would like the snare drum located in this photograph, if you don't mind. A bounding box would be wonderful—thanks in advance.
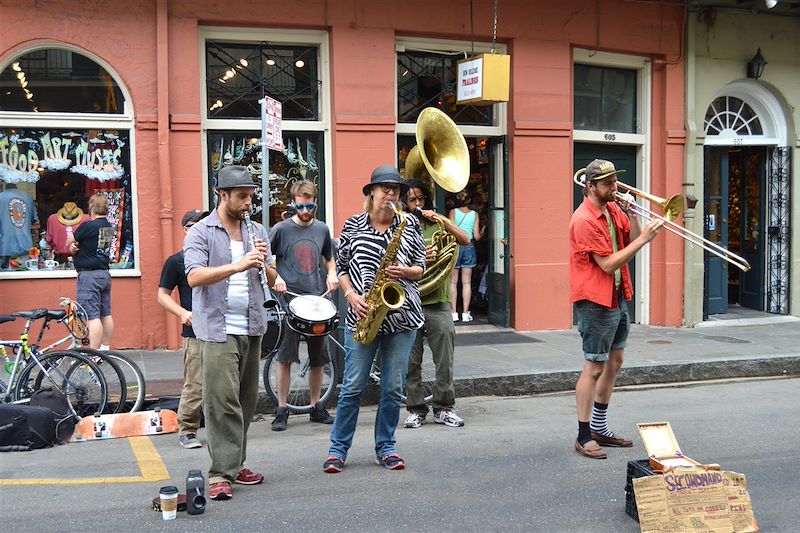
[286,295,339,336]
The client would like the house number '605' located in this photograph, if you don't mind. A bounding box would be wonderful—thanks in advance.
[604,133,616,141]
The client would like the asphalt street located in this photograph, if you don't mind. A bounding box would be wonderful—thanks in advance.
[1,377,797,532]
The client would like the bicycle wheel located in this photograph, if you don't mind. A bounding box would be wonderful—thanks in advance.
[73,348,127,413]
[262,338,339,414]
[14,350,108,417]
[101,350,146,412]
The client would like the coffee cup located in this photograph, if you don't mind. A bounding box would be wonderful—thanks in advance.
[159,486,179,520]
[25,258,39,270]
[44,259,60,270]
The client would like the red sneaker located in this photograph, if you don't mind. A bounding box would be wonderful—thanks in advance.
[234,468,264,485]
[209,481,233,500]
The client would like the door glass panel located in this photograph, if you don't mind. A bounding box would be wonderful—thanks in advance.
[490,144,505,275]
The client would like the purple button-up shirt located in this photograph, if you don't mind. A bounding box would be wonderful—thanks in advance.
[183,209,273,342]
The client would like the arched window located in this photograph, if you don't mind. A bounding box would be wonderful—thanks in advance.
[0,46,135,276]
[704,96,763,138]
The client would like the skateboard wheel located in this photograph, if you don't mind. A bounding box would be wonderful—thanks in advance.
[154,406,161,413]
[94,413,101,418]
[156,426,163,432]
[95,431,102,437]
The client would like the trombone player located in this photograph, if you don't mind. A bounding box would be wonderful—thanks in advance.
[569,159,663,459]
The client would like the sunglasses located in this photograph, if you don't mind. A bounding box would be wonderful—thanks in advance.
[293,203,317,211]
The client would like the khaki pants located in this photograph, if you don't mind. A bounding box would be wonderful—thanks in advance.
[406,302,455,413]
[178,337,203,435]
[201,335,262,484]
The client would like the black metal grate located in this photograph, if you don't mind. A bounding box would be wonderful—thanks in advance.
[206,41,319,120]
[767,146,791,313]
[397,51,493,125]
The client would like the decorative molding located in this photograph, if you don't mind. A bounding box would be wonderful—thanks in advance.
[136,115,158,130]
[667,129,687,145]
[513,121,571,137]
[170,114,201,132]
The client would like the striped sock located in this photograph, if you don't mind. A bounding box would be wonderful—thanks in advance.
[590,402,614,437]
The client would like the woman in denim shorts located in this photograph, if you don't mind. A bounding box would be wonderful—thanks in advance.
[448,192,482,322]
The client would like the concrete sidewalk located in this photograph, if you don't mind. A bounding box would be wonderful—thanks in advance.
[121,315,800,413]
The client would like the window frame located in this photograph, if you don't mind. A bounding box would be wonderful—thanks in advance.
[199,27,332,225]
[572,48,652,324]
[0,43,139,279]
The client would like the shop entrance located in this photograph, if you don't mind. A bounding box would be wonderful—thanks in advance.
[704,146,766,315]
[573,142,638,323]
[399,135,509,327]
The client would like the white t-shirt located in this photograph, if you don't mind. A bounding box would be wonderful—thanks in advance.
[225,240,249,335]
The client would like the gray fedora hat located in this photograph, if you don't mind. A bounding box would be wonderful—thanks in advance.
[362,165,409,196]
[216,165,258,189]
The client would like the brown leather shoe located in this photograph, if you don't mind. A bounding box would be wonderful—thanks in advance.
[591,431,633,447]
[575,439,607,459]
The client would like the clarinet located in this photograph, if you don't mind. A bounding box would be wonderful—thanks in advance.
[242,211,278,309]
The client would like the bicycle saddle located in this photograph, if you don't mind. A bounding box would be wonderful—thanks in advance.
[46,310,67,320]
[11,308,49,320]
[0,315,16,324]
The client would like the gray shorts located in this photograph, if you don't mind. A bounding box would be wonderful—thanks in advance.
[575,293,629,362]
[275,325,330,367]
[77,270,112,320]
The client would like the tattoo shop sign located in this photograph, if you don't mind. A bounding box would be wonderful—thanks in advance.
[633,467,758,532]
[0,130,126,184]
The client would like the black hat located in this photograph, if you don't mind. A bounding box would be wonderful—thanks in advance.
[362,165,409,196]
[216,165,258,189]
[585,159,626,181]
[181,209,209,227]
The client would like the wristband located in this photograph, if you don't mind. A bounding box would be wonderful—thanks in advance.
[344,289,355,299]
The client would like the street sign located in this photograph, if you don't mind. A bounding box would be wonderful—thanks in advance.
[261,96,283,151]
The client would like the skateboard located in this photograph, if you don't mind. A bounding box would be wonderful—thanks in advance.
[70,407,179,442]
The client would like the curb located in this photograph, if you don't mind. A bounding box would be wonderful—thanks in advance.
[248,355,800,414]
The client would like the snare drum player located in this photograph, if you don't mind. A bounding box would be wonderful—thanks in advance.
[269,179,338,431]
[569,159,663,459]
[184,165,278,500]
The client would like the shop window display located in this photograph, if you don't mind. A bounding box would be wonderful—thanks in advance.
[0,128,134,272]
[207,131,324,227]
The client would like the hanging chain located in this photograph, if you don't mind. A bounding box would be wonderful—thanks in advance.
[491,0,498,54]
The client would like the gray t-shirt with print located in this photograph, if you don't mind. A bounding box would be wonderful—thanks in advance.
[269,218,333,295]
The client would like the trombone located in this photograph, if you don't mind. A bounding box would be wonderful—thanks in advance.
[573,168,751,272]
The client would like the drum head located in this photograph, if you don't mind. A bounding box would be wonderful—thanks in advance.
[288,295,337,321]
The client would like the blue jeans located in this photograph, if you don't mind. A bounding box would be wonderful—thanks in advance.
[328,329,416,461]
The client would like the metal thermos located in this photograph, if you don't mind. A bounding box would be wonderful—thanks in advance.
[185,470,206,515]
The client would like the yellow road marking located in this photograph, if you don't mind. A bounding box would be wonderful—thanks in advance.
[0,436,170,485]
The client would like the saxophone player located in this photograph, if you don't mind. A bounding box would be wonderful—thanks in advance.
[324,166,426,473]
[403,179,470,430]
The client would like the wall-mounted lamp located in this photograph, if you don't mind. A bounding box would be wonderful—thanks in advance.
[765,0,778,9]
[746,48,767,80]
[685,194,698,210]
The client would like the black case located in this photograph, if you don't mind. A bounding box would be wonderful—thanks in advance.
[624,459,658,522]
[0,404,57,451]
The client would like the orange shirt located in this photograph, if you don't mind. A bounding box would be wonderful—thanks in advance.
[569,197,633,308]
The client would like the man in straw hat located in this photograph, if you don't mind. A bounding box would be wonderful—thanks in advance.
[569,159,663,459]
[184,165,277,500]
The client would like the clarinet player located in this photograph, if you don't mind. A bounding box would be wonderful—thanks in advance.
[184,165,278,500]
[323,166,426,474]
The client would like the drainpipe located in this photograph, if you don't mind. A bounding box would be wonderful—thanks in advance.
[157,0,178,349]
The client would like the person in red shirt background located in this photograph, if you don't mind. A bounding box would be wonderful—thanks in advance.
[568,159,663,460]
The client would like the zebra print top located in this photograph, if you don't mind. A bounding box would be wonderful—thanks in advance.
[336,211,426,334]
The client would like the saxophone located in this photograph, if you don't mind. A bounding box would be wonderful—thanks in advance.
[353,203,408,345]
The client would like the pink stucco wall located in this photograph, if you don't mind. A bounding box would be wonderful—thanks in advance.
[0,0,685,348]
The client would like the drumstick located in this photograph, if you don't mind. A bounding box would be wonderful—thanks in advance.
[285,290,303,297]
[320,289,331,298]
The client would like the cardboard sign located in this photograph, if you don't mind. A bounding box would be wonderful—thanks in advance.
[633,468,758,533]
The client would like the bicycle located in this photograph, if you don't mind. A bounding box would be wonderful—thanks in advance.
[1,309,108,417]
[34,298,146,413]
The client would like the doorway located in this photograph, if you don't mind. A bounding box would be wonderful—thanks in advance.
[704,146,766,315]
[573,142,638,323]
[398,136,509,327]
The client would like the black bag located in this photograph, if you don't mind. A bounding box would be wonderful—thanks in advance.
[29,387,77,444]
[0,404,57,451]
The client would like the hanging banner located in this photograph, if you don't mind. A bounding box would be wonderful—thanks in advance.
[261,96,283,151]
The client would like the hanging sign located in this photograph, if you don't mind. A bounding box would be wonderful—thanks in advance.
[261,96,283,151]
[456,53,510,105]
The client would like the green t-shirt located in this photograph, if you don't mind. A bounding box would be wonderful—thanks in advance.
[420,221,452,306]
